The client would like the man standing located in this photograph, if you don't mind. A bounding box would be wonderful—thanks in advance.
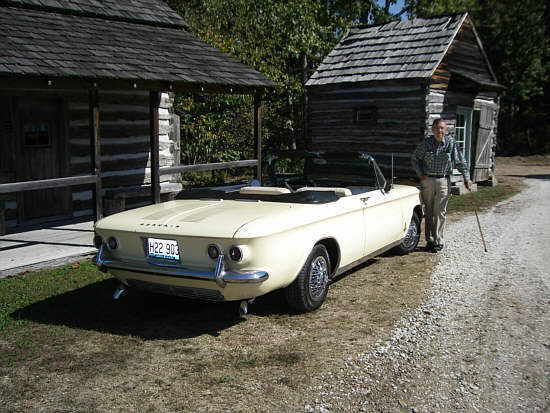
[411,119,473,252]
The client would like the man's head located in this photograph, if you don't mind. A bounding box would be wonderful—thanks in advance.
[431,119,446,143]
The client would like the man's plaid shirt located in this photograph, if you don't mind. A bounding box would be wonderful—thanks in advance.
[411,135,470,179]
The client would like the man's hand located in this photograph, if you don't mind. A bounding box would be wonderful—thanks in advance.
[464,178,473,190]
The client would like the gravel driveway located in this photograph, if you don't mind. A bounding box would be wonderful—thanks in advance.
[307,176,550,412]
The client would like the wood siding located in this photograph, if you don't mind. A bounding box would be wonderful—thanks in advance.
[308,80,426,176]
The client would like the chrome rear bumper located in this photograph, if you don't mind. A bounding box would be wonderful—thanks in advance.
[94,245,268,288]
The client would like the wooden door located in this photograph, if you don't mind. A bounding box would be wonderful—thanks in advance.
[454,106,473,174]
[17,97,69,222]
[472,105,496,181]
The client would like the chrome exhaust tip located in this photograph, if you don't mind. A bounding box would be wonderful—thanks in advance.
[239,300,248,316]
[239,298,255,317]
[113,285,126,300]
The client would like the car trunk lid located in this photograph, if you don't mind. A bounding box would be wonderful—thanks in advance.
[95,199,300,238]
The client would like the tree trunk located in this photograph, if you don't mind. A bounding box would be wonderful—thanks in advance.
[302,53,309,149]
[286,71,296,150]
[384,0,391,15]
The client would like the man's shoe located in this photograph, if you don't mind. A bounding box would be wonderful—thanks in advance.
[433,244,444,252]
[425,242,435,252]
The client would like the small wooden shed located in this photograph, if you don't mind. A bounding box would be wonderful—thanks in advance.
[0,0,275,234]
[306,12,505,182]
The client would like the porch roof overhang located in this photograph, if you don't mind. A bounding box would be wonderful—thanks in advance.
[451,70,506,93]
[0,5,277,94]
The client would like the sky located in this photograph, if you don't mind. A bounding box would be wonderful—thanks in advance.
[377,0,407,19]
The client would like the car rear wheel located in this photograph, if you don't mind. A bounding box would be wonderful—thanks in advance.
[395,212,420,254]
[285,245,330,312]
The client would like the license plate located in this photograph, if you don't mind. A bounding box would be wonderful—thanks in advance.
[147,238,180,261]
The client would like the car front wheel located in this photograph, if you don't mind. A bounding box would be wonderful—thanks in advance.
[285,245,330,312]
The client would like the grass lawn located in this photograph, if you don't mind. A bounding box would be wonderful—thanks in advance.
[0,261,110,366]
[447,177,524,214]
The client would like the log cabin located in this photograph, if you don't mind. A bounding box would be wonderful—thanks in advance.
[0,0,276,235]
[306,12,505,188]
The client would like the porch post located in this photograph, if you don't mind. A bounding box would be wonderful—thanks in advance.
[254,90,263,182]
[149,91,161,204]
[89,89,103,221]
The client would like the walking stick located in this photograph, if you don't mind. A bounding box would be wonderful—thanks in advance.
[468,187,488,252]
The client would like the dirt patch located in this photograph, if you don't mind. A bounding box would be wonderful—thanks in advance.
[493,154,550,190]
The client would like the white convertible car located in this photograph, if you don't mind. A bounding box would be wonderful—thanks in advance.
[94,152,422,313]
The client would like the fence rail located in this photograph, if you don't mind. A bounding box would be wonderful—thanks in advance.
[159,159,258,176]
[0,175,99,194]
[0,159,259,195]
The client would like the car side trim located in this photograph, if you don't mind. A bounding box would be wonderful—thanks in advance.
[334,239,403,278]
[94,245,268,287]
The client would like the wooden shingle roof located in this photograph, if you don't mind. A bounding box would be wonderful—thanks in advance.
[0,0,276,92]
[307,12,491,87]
[1,0,189,28]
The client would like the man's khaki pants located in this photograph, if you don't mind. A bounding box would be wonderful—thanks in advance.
[420,176,450,246]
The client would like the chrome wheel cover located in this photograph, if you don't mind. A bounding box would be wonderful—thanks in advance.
[309,256,329,300]
[402,218,419,249]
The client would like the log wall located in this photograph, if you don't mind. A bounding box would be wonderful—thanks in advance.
[70,91,180,217]
[307,79,427,176]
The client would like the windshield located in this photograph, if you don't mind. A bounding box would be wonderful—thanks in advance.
[265,153,387,190]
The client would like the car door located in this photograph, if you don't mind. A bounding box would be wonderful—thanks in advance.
[361,189,403,254]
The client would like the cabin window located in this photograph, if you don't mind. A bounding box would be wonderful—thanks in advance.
[353,107,377,125]
[23,122,51,146]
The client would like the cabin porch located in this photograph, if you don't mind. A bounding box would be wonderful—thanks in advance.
[0,218,96,278]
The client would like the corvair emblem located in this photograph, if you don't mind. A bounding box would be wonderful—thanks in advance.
[140,223,181,229]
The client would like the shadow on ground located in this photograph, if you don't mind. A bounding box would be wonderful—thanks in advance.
[9,247,421,339]
[10,277,252,340]
[505,174,550,181]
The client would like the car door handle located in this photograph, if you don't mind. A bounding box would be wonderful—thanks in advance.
[360,197,370,204]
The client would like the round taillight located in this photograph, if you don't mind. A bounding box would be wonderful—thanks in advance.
[229,246,243,262]
[107,237,119,250]
[93,234,104,249]
[207,244,221,259]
